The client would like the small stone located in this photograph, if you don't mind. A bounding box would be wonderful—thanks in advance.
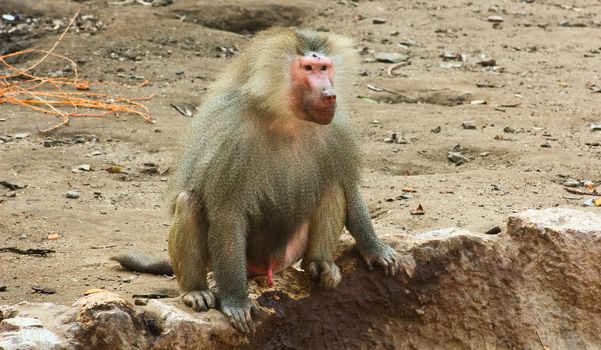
[591,123,601,131]
[32,285,56,294]
[448,151,470,165]
[14,133,29,139]
[503,126,515,133]
[0,285,6,292]
[374,52,409,63]
[134,298,148,306]
[72,164,91,173]
[541,143,551,148]
[462,121,477,130]
[477,58,497,67]
[384,132,398,143]
[487,16,504,22]
[66,191,80,199]
[431,126,442,133]
[562,179,581,187]
[372,18,387,24]
[470,100,487,105]
[175,69,184,75]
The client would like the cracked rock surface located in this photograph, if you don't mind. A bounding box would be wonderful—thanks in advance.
[1,208,600,349]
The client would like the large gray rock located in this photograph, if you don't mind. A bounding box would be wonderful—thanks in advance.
[1,208,600,349]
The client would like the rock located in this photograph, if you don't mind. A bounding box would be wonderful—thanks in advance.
[372,18,386,24]
[13,133,29,140]
[374,52,409,63]
[2,209,601,349]
[562,179,581,187]
[0,316,64,350]
[249,208,601,349]
[487,15,504,22]
[66,191,80,199]
[143,299,245,349]
[447,151,470,165]
[461,121,477,129]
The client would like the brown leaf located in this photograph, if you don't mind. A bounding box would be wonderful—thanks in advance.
[411,204,425,215]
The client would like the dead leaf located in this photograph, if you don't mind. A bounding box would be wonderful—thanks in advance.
[47,233,60,240]
[83,288,108,296]
[411,204,425,215]
[75,83,90,91]
[105,165,125,174]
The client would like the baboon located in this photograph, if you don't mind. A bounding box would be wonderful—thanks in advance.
[113,28,398,333]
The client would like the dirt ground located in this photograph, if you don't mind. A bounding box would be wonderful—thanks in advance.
[1,0,600,312]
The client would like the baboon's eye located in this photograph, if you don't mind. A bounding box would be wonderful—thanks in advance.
[320,65,327,71]
[303,65,313,71]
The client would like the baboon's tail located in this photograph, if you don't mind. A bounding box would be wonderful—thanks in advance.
[111,253,173,275]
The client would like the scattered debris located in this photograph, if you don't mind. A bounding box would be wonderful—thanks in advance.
[83,288,109,295]
[72,164,92,173]
[106,165,126,174]
[91,244,118,249]
[170,103,196,117]
[431,126,442,133]
[0,247,55,256]
[470,100,487,105]
[591,124,601,131]
[374,52,409,63]
[0,181,26,190]
[131,292,171,299]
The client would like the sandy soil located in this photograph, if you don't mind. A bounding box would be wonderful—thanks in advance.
[1,0,600,310]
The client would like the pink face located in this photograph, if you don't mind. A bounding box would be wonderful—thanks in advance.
[290,54,336,125]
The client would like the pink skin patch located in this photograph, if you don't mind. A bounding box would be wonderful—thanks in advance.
[246,221,309,287]
[290,54,337,125]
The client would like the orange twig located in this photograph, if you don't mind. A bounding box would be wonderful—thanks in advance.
[0,9,154,133]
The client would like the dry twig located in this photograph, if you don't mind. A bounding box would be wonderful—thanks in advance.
[0,9,154,133]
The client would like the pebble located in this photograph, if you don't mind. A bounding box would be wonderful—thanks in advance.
[503,126,515,133]
[372,18,387,24]
[562,179,580,187]
[32,285,56,294]
[462,121,477,130]
[66,191,80,199]
[0,285,6,292]
[487,16,504,23]
[448,151,470,165]
[591,123,601,131]
[14,133,29,139]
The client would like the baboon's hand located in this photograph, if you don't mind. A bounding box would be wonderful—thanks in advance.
[220,296,256,334]
[358,242,398,277]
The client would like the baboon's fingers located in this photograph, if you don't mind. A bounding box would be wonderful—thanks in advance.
[182,290,216,312]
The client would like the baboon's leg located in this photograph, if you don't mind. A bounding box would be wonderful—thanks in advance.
[301,185,346,288]
[168,191,216,311]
